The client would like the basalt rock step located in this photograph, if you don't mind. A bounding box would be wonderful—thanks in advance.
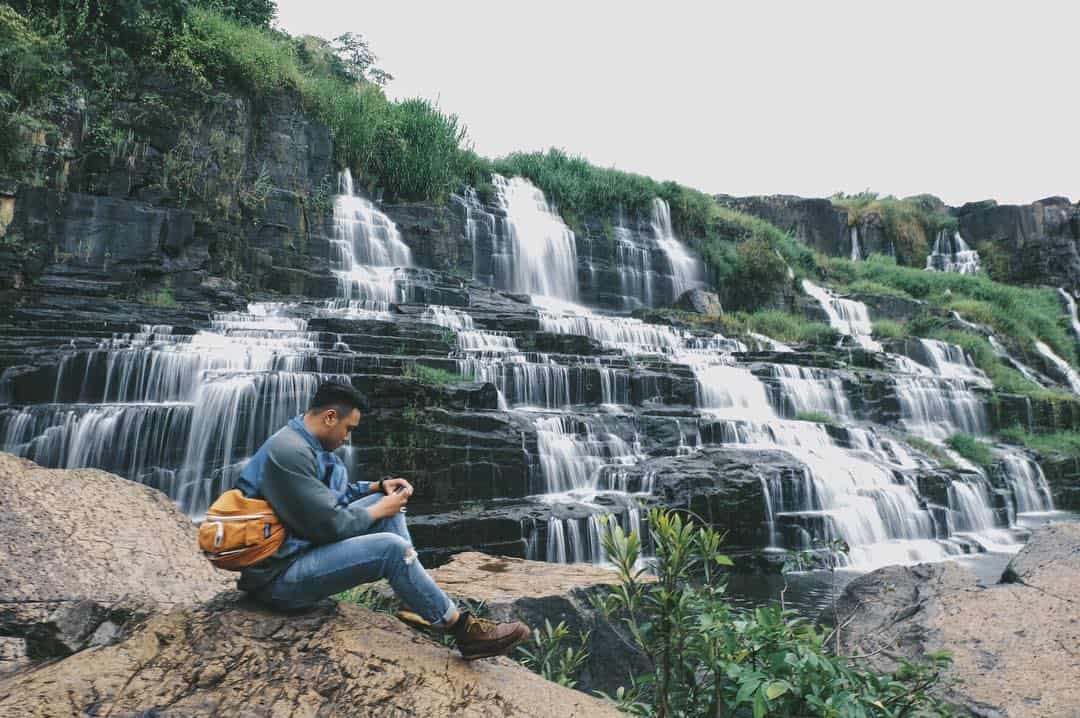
[834,523,1080,717]
[430,552,653,697]
[617,448,803,562]
[0,592,620,718]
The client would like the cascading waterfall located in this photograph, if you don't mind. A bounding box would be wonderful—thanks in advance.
[611,208,656,309]
[421,304,631,409]
[650,198,706,302]
[801,279,881,351]
[898,338,992,388]
[849,226,862,261]
[1034,340,1080,394]
[7,161,1066,580]
[534,296,687,354]
[1060,287,1080,347]
[329,170,413,317]
[997,454,1054,514]
[766,364,852,418]
[1,304,348,516]
[926,229,981,275]
[490,175,579,300]
[894,376,989,439]
[0,174,409,517]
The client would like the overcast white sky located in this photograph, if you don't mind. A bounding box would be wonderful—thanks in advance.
[275,1,1078,206]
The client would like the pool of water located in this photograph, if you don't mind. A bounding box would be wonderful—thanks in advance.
[723,511,1077,621]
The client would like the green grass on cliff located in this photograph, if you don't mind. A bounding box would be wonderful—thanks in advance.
[720,310,837,346]
[998,426,1080,458]
[946,433,995,469]
[821,254,1078,369]
[830,191,957,267]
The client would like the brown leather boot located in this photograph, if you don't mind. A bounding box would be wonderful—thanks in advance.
[452,612,531,660]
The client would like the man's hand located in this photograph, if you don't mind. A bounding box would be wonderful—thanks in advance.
[382,477,413,497]
[367,489,409,521]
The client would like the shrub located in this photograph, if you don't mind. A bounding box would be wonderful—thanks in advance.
[596,509,952,717]
[721,237,789,311]
[516,620,590,689]
[136,287,178,307]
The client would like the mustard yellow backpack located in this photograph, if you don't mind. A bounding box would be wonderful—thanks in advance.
[198,489,286,570]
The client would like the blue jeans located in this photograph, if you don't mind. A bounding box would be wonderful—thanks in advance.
[255,493,457,626]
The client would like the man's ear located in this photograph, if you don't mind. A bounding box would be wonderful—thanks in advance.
[323,408,338,424]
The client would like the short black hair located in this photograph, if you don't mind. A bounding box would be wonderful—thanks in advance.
[308,381,369,416]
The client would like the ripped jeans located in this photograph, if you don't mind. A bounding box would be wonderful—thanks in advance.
[254,492,457,626]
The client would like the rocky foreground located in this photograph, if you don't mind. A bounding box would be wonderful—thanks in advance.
[837,523,1080,717]
[0,454,618,716]
[3,452,1080,716]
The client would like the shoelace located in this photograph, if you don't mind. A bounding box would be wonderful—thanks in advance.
[464,616,498,635]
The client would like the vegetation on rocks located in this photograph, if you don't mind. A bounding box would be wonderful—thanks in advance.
[945,434,995,469]
[998,426,1080,458]
[595,509,952,717]
[905,436,960,470]
[830,191,957,267]
[822,255,1076,368]
[722,310,838,346]
[404,364,471,385]
[793,411,840,426]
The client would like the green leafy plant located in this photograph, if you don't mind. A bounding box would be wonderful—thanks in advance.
[595,508,952,717]
[516,619,591,689]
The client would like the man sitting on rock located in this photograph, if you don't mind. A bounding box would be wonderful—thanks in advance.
[236,380,530,660]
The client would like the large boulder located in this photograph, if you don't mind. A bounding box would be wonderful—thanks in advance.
[835,524,1080,717]
[0,593,619,717]
[673,288,722,316]
[430,552,652,697]
[0,453,233,671]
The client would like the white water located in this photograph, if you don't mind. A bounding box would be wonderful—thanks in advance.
[491,175,579,301]
[4,304,348,516]
[650,198,706,302]
[330,170,412,317]
[926,229,981,275]
[1034,340,1080,394]
[801,279,881,351]
[899,338,992,388]
[1060,287,1080,347]
[534,295,687,354]
[849,226,862,261]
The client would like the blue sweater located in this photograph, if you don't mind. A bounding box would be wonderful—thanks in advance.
[236,415,376,591]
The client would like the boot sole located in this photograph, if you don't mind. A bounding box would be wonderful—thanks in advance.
[459,626,532,661]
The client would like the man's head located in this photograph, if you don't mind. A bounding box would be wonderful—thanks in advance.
[304,381,369,451]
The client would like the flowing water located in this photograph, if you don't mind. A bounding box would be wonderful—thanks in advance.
[926,229,981,275]
[1,172,1067,581]
[1,170,407,517]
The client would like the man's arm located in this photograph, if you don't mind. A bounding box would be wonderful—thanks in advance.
[261,449,375,544]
